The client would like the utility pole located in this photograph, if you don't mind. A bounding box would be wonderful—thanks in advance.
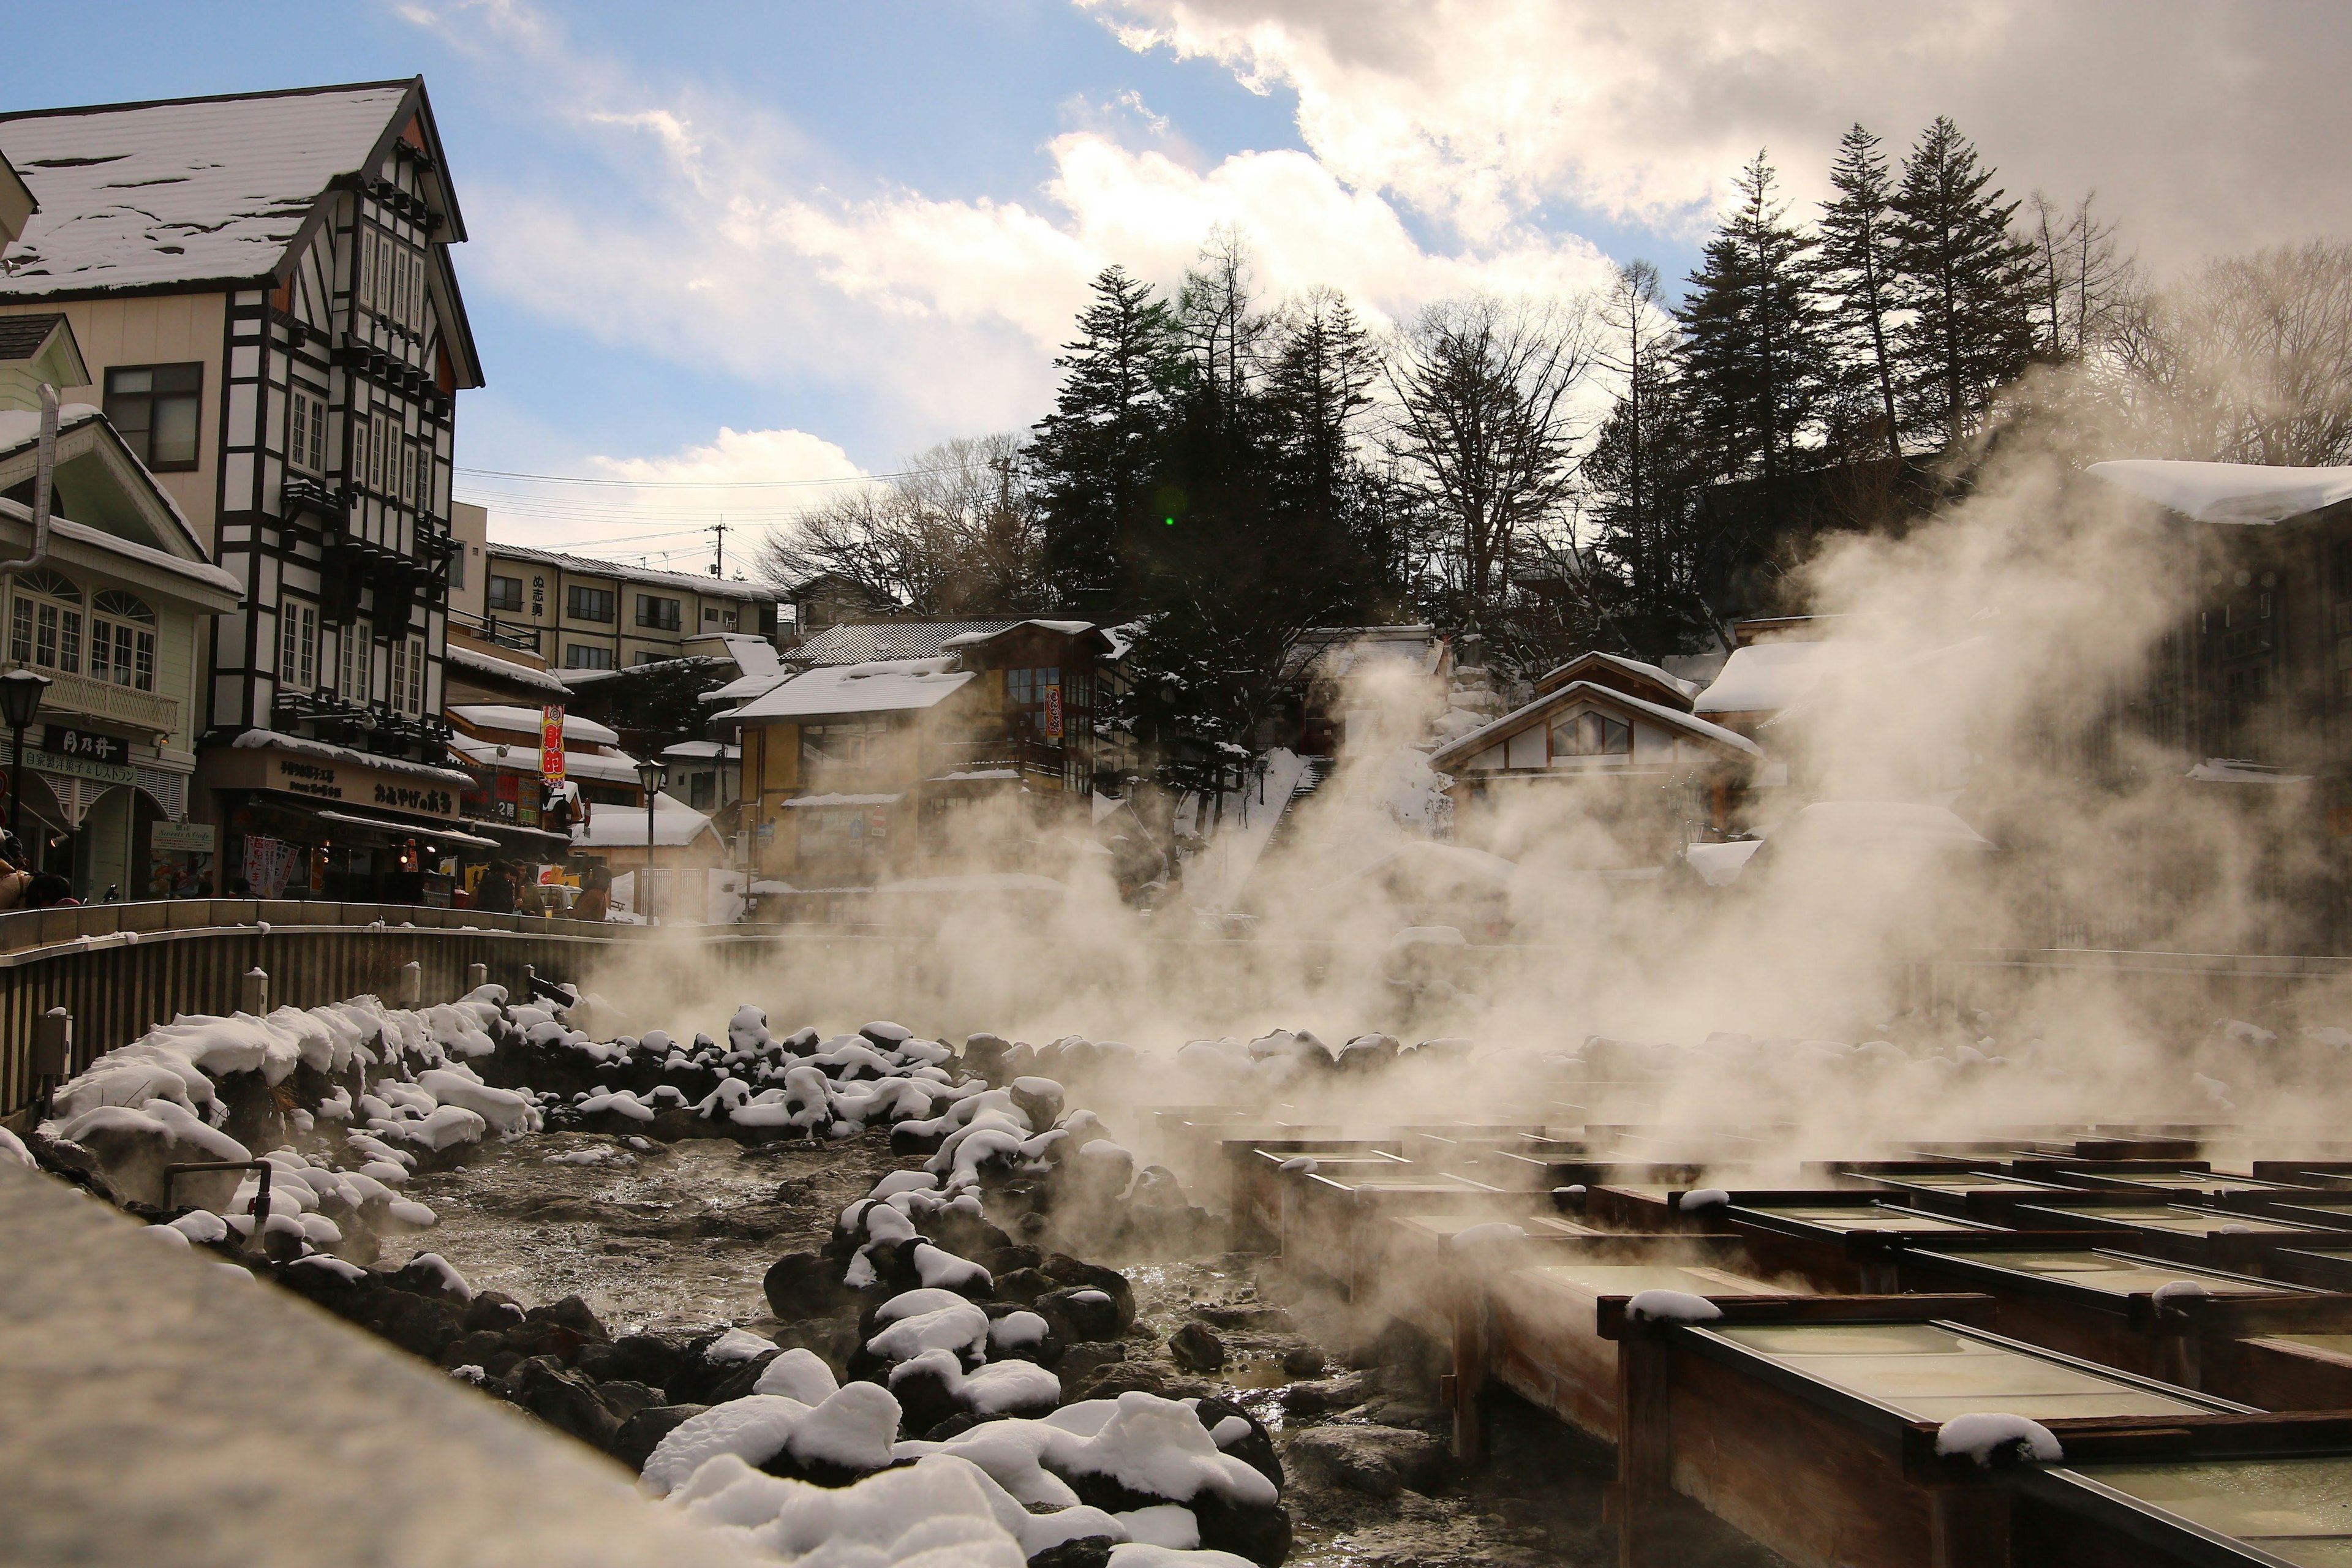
[712,516,726,578]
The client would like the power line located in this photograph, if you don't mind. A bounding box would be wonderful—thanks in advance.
[452,461,987,489]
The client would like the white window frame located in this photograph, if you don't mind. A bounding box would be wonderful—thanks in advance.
[277,601,318,692]
[288,388,328,474]
[388,632,427,716]
[339,617,372,703]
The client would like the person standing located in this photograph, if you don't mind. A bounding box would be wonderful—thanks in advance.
[573,864,612,923]
[474,861,517,915]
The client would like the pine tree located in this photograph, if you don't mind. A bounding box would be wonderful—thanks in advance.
[1818,124,1905,460]
[1674,151,1831,488]
[1027,265,1185,603]
[1888,117,2037,448]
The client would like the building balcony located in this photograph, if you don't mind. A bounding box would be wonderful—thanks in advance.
[10,662,179,740]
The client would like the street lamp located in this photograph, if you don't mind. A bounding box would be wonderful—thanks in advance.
[634,757,667,925]
[1,667,51,848]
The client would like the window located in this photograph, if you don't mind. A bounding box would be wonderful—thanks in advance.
[91,591,156,692]
[373,411,398,492]
[339,619,372,701]
[567,586,615,623]
[566,644,614,670]
[1550,709,1631,758]
[288,389,327,473]
[1005,666,1061,707]
[487,575,524,612]
[637,594,681,630]
[8,568,81,675]
[413,444,434,513]
[388,633,426,715]
[104,364,202,471]
[690,772,715,810]
[722,608,738,630]
[703,605,719,625]
[277,600,318,692]
[350,410,368,484]
[634,650,663,665]
[388,235,408,323]
[448,547,466,592]
[356,227,375,307]
[801,720,886,772]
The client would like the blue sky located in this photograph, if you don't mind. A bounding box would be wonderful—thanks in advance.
[4,2,2338,568]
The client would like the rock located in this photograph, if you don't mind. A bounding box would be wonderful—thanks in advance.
[647,1109,706,1143]
[506,1358,620,1450]
[613,1403,708,1471]
[1041,1255,1133,1327]
[1287,1424,1449,1499]
[960,1033,1014,1085]
[347,1286,466,1361]
[1193,1303,1294,1333]
[764,1251,850,1320]
[1281,1372,1367,1417]
[1192,1487,1292,1568]
[578,1333,685,1389]
[705,1349,783,1405]
[985,1243,1045,1276]
[1008,1077,1064,1129]
[1069,1361,1167,1401]
[995,1267,1055,1305]
[1280,1343,1329,1378]
[1055,1341,1126,1387]
[440,1329,509,1370]
[597,1379,664,1422]
[1196,1395,1282,1495]
[526,1294,611,1344]
[1036,1287,1121,1344]
[461,1292,526,1333]
[1169,1322,1226,1374]
[1025,1539,1117,1568]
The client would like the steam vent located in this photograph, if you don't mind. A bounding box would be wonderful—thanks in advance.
[12,17,2352,1568]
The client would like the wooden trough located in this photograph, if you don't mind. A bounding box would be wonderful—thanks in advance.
[1600,1297,2253,1568]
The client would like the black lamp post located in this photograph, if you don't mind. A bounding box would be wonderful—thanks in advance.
[634,757,666,925]
[1,667,51,848]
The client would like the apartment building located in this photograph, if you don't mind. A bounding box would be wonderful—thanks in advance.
[480,543,782,671]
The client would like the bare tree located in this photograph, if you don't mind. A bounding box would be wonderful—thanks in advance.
[1385,293,1594,621]
[2108,241,2352,465]
[2026,190,2131,362]
[755,433,1049,616]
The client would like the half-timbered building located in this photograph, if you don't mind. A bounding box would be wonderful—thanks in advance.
[0,80,488,899]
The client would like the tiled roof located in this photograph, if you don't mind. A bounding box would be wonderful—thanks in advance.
[486,541,778,601]
[787,619,1020,667]
[0,83,414,295]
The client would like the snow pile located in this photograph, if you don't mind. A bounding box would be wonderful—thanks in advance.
[1624,1291,1725,1324]
[1935,1414,2062,1466]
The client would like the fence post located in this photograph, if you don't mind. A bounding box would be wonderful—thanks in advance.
[398,961,421,1010]
[33,1007,70,1116]
[465,962,488,996]
[241,967,268,1016]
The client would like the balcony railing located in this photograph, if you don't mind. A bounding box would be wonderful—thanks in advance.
[8,661,179,738]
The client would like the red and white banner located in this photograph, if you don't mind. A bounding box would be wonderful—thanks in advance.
[1041,683,1063,741]
[540,705,565,783]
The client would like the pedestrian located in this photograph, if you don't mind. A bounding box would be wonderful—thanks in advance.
[24,873,77,908]
[474,860,516,915]
[573,864,611,923]
[514,868,548,918]
[0,842,32,913]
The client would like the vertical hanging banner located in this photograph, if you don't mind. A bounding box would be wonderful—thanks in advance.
[540,705,566,783]
[1041,682,1064,741]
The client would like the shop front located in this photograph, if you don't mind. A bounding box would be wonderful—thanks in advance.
[195,736,484,905]
[0,726,200,903]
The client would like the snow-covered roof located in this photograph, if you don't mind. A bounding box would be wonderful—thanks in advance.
[1683,839,1766,886]
[786,620,1021,667]
[695,635,795,707]
[1282,625,1447,683]
[725,657,973,722]
[571,791,716,850]
[2186,758,2315,785]
[936,618,1100,650]
[447,733,643,785]
[443,641,568,696]
[229,729,473,788]
[485,541,777,600]
[0,83,415,296]
[1430,679,1763,770]
[1534,650,1701,706]
[1694,640,1860,717]
[0,402,224,575]
[661,741,737,761]
[784,793,903,809]
[717,632,781,676]
[448,704,619,747]
[2089,459,2352,526]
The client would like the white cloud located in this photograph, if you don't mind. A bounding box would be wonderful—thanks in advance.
[1087,0,2352,266]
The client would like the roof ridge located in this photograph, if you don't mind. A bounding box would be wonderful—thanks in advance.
[0,78,417,124]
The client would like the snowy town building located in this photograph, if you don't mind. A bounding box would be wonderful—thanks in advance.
[479,542,782,671]
[0,349,243,899]
[723,619,1110,887]
[1430,656,1763,864]
[0,80,487,900]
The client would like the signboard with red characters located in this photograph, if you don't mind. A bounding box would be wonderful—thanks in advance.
[540,705,565,783]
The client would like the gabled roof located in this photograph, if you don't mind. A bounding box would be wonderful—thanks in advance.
[1430,679,1761,771]
[0,312,84,379]
[0,401,222,573]
[1694,639,1861,717]
[1280,624,1447,683]
[938,618,1107,654]
[1533,650,1700,709]
[449,704,620,747]
[724,657,973,722]
[0,80,434,298]
[2088,459,2352,526]
[788,619,1021,667]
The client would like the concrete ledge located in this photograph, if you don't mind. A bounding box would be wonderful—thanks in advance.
[0,1161,756,1567]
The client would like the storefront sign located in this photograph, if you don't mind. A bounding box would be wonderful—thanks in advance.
[205,742,469,824]
[153,821,217,854]
[1042,683,1064,741]
[42,725,129,766]
[243,834,302,898]
[29,749,134,786]
[540,705,566,782]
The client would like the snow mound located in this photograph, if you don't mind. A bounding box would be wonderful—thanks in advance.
[1625,1290,1724,1324]
[1936,1414,2062,1466]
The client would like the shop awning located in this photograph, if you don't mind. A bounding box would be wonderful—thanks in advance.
[313,809,500,850]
